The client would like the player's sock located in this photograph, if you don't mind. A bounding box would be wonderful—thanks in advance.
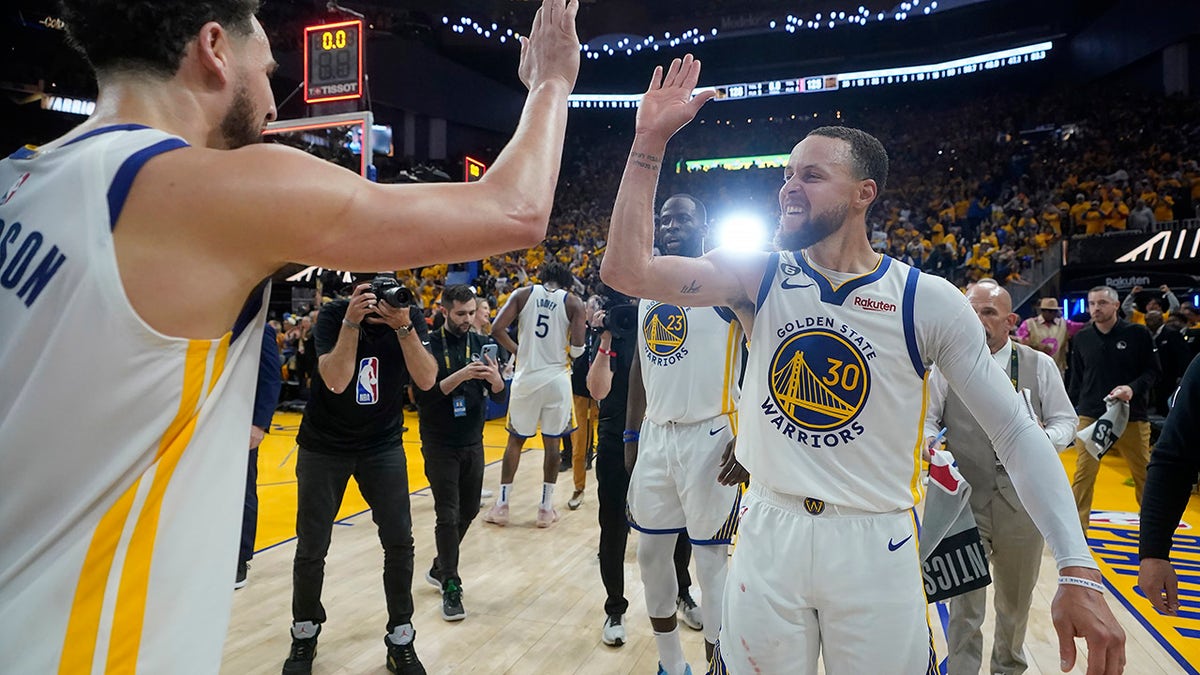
[540,482,556,510]
[498,484,512,506]
[654,628,686,674]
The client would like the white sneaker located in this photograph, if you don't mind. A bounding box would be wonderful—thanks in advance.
[536,507,559,528]
[677,591,703,630]
[480,488,494,499]
[567,490,584,510]
[601,614,626,647]
[483,503,509,526]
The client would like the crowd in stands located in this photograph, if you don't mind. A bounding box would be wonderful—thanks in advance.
[328,90,1200,329]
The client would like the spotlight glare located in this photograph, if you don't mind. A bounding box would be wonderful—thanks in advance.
[717,213,769,252]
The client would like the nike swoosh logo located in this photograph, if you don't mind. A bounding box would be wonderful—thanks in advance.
[709,426,728,436]
[781,278,814,290]
[888,535,913,551]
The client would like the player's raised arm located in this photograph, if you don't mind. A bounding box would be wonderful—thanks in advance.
[144,0,580,279]
[600,56,759,310]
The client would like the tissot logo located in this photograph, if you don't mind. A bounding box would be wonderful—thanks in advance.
[853,296,897,313]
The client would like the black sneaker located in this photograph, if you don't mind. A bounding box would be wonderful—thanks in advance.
[442,580,466,621]
[560,448,572,471]
[281,624,320,674]
[385,633,427,674]
[585,448,595,470]
[424,560,442,590]
[234,561,249,590]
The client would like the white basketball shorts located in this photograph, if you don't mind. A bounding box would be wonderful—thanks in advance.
[506,371,575,438]
[627,414,742,545]
[711,483,934,675]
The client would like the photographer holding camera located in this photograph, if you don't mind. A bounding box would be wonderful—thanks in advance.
[413,285,506,622]
[284,275,437,675]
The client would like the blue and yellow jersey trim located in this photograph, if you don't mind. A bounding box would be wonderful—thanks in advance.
[59,335,229,674]
[908,372,930,506]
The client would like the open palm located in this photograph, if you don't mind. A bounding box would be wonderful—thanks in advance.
[636,54,717,142]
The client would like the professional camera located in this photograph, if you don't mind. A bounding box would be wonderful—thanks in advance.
[597,285,639,337]
[369,275,414,307]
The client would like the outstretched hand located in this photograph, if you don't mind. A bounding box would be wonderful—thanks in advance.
[635,54,717,143]
[517,0,581,91]
[717,439,749,486]
[1051,569,1126,674]
[1138,558,1180,616]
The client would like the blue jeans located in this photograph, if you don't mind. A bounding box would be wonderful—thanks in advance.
[291,443,415,631]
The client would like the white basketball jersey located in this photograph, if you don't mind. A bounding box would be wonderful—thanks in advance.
[0,125,267,674]
[740,251,928,512]
[514,284,571,378]
[638,300,743,425]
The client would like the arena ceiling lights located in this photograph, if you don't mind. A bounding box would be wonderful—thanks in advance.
[567,40,1052,109]
[439,0,949,60]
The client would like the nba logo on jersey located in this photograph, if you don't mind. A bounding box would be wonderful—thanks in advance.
[356,357,379,405]
[1,172,30,206]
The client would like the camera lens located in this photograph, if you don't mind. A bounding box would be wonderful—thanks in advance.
[380,285,413,307]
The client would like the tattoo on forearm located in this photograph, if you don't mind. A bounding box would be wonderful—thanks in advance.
[629,151,661,172]
[680,280,702,294]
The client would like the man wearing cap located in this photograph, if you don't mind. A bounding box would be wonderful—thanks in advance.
[1017,297,1086,376]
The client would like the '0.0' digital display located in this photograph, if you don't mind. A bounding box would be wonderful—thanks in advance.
[304,20,363,104]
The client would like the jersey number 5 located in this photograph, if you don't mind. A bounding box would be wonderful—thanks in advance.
[535,313,550,338]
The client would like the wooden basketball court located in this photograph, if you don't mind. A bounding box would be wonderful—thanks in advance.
[221,412,1196,674]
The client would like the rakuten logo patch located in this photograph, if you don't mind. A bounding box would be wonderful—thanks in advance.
[853,296,897,313]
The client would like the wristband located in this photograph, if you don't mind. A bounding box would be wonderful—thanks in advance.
[598,348,616,358]
[342,318,361,330]
[1058,575,1105,593]
[623,430,640,443]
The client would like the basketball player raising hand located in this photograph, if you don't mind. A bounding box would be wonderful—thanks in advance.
[601,54,1125,675]
[0,1,580,673]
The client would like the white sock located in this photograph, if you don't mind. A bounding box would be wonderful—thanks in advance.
[498,484,512,506]
[291,621,318,639]
[654,628,686,674]
[388,623,414,646]
[540,482,556,510]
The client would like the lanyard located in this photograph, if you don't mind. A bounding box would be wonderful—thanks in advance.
[439,327,470,372]
[1008,344,1019,391]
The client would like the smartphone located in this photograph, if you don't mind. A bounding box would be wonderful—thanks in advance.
[480,343,499,363]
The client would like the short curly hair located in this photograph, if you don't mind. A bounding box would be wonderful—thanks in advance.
[60,0,260,77]
[539,261,574,289]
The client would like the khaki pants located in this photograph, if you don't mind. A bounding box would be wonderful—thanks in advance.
[947,473,1044,675]
[571,394,599,491]
[1071,417,1151,532]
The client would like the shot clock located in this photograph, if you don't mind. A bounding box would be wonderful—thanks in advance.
[304,20,363,104]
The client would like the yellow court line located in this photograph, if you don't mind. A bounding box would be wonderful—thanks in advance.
[254,412,520,552]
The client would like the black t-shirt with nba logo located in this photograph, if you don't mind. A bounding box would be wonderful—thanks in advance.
[297,298,430,454]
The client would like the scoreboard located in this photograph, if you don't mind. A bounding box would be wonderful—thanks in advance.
[464,156,488,183]
[304,20,363,104]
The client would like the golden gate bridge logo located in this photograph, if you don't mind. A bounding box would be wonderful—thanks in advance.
[769,329,870,430]
[643,303,688,357]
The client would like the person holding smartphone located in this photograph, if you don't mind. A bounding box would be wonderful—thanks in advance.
[414,285,507,622]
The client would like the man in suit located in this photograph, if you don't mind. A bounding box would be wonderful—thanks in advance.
[925,282,1079,674]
